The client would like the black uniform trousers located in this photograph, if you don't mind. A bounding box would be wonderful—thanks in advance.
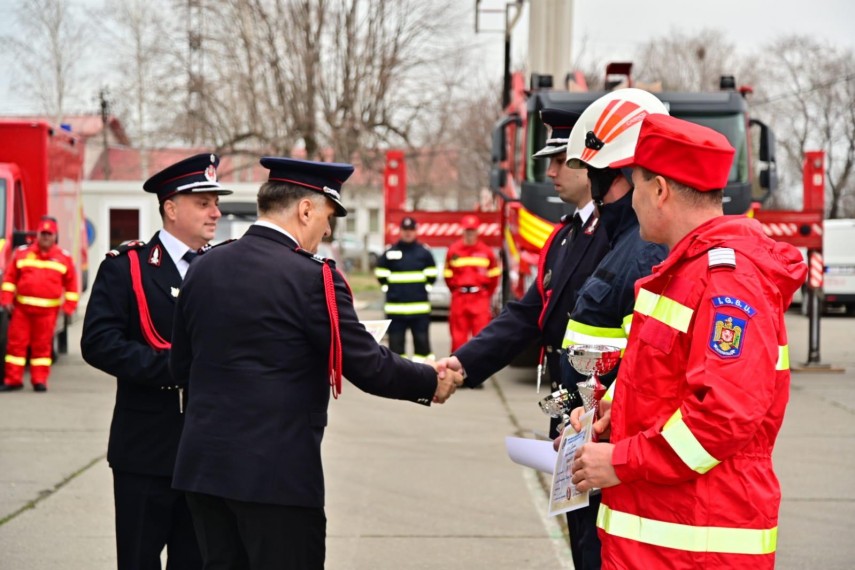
[113,470,202,570]
[185,492,326,570]
[387,314,431,357]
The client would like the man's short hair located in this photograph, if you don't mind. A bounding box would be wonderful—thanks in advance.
[639,167,723,208]
[257,180,327,215]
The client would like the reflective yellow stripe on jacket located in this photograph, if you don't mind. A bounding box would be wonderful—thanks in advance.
[2,282,16,293]
[661,409,720,474]
[16,295,62,308]
[16,259,68,274]
[449,257,490,268]
[597,504,777,555]
[384,302,431,315]
[386,271,427,284]
[634,288,694,332]
[562,319,628,350]
[65,292,80,302]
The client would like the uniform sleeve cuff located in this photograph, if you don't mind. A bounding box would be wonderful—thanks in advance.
[611,438,640,484]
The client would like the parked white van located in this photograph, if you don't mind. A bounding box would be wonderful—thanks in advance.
[823,218,855,314]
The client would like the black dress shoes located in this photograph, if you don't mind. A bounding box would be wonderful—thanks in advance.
[33,384,47,392]
[0,384,23,392]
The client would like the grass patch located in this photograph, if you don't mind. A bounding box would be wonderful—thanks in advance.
[345,271,381,294]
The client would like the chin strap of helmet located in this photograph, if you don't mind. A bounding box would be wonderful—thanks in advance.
[588,166,622,206]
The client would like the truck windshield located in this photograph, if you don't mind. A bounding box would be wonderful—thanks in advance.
[673,113,748,184]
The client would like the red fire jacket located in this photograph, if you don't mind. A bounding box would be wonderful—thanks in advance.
[1,243,79,314]
[602,217,806,569]
[443,240,500,294]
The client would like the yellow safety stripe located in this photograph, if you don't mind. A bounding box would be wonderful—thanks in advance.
[65,292,80,301]
[597,504,777,555]
[16,259,68,274]
[487,267,502,278]
[562,319,627,349]
[518,207,554,249]
[2,282,16,293]
[411,353,435,363]
[16,295,62,308]
[374,268,391,278]
[602,381,616,403]
[30,357,52,367]
[443,269,453,278]
[449,257,491,268]
[661,409,720,474]
[622,313,634,335]
[634,288,694,333]
[384,302,431,315]
[504,227,519,263]
[423,267,439,277]
[386,272,427,284]
[776,345,789,370]
[5,355,26,366]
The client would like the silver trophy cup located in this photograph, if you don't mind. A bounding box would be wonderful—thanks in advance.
[538,388,577,434]
[566,345,621,420]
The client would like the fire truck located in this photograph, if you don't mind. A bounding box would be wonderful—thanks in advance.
[0,120,89,357]
[490,63,780,300]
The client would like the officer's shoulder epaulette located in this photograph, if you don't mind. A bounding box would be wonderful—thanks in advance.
[708,247,736,270]
[559,214,573,224]
[294,246,331,266]
[106,240,146,258]
[198,239,236,256]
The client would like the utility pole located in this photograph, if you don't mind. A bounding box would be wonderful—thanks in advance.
[99,88,112,181]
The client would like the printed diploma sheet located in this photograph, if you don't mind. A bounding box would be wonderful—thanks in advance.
[548,408,595,516]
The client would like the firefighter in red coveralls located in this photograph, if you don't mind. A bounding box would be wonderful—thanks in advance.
[0,217,78,392]
[567,114,807,569]
[444,214,500,352]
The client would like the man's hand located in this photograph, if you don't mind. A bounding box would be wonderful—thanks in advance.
[432,366,464,403]
[568,399,612,438]
[434,356,463,378]
[570,442,620,492]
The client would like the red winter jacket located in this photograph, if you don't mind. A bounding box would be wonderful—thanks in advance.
[601,216,806,569]
[444,240,500,294]
[1,243,79,314]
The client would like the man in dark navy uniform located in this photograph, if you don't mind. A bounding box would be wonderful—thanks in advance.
[374,216,438,361]
[170,157,463,570]
[81,153,233,570]
[436,109,612,570]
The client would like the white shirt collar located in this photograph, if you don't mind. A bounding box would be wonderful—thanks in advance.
[576,200,595,224]
[158,228,196,279]
[253,220,300,247]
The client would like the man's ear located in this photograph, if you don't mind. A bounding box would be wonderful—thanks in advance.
[162,199,177,221]
[298,198,313,223]
[655,175,670,208]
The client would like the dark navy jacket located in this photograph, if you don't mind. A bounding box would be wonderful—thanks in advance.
[170,225,437,508]
[454,212,610,391]
[560,191,669,389]
[375,239,437,316]
[81,233,186,477]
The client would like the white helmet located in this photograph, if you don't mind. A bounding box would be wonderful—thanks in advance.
[565,88,669,170]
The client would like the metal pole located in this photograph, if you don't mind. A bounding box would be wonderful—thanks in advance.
[807,285,821,364]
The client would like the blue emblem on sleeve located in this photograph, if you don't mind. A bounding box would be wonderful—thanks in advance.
[709,312,747,358]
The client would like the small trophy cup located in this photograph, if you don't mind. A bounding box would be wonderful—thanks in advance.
[566,345,621,426]
[538,388,579,435]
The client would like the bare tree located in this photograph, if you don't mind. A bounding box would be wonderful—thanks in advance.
[634,29,756,92]
[1,0,88,122]
[756,36,855,217]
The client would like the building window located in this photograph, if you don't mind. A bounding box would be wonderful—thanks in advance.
[109,209,140,249]
[345,215,357,233]
[368,208,379,232]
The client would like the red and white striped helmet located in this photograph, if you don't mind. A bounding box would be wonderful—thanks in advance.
[565,88,669,170]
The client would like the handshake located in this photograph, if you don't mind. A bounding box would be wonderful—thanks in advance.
[427,355,466,404]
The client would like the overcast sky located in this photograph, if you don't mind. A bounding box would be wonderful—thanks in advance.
[0,0,853,116]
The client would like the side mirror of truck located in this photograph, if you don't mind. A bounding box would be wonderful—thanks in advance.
[750,119,777,199]
[490,115,523,199]
[12,231,32,248]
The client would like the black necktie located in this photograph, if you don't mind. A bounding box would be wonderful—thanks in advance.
[569,213,583,242]
[182,250,198,264]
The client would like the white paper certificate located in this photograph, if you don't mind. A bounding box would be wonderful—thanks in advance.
[505,436,558,474]
[548,409,595,516]
[360,320,391,343]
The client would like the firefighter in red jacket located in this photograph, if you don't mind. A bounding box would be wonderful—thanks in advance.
[444,215,500,352]
[0,217,78,392]
[567,115,807,569]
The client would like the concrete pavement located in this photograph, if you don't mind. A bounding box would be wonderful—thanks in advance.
[1,297,854,569]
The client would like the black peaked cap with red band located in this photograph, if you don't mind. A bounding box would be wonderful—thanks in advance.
[260,157,353,217]
[143,153,234,202]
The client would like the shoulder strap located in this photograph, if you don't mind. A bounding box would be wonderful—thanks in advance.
[128,250,171,351]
